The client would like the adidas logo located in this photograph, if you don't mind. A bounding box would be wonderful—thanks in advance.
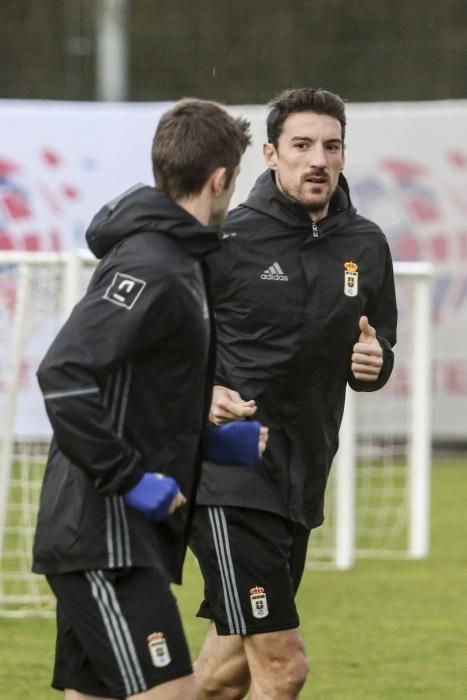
[260,262,288,281]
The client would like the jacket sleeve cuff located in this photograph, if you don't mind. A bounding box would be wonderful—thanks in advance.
[95,452,147,496]
[118,464,147,495]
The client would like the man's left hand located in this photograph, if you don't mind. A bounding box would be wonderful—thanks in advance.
[351,316,383,381]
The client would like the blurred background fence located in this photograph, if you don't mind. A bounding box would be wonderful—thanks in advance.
[1,0,467,103]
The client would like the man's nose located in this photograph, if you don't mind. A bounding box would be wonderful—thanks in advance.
[308,144,327,168]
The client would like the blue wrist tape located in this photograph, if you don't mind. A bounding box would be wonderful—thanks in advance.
[123,473,180,522]
[205,420,261,466]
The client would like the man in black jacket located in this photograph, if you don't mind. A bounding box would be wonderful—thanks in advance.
[190,89,398,699]
[32,99,258,700]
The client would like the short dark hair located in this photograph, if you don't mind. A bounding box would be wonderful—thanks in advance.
[152,98,251,199]
[267,88,346,147]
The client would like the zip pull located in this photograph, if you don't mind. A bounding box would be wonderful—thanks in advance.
[312,222,319,238]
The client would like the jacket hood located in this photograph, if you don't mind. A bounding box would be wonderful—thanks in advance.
[86,184,221,259]
[241,170,355,228]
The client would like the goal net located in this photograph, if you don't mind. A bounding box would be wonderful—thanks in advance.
[0,254,432,616]
[307,262,433,569]
[0,252,95,616]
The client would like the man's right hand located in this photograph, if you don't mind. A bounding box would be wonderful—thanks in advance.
[209,385,257,425]
[205,421,268,466]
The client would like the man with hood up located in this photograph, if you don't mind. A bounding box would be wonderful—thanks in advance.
[190,89,398,699]
[32,99,263,700]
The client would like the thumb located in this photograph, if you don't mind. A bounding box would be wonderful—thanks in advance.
[359,316,375,341]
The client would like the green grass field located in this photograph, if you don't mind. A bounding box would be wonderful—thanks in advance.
[1,460,466,699]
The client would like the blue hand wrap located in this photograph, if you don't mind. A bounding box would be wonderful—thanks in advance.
[205,420,261,466]
[123,473,180,522]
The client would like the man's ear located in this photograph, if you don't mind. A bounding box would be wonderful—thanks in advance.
[263,142,278,170]
[210,167,227,197]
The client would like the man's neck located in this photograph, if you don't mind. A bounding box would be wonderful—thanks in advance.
[308,207,328,224]
[176,193,210,226]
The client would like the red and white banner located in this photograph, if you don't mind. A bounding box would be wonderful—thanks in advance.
[1,99,466,437]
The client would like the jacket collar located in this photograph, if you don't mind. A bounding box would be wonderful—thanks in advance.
[240,170,355,231]
[86,184,222,259]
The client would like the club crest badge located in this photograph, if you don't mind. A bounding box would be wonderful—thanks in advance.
[344,261,359,297]
[147,632,171,668]
[250,586,269,619]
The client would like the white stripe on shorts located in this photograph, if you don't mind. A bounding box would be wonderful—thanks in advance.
[85,570,147,696]
[207,506,246,635]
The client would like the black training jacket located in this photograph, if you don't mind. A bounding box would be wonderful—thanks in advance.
[33,185,220,582]
[196,170,397,529]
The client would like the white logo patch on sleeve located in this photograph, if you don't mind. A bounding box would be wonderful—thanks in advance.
[103,272,146,309]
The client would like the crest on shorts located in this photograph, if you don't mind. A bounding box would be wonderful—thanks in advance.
[147,632,171,668]
[250,586,269,619]
[344,261,359,297]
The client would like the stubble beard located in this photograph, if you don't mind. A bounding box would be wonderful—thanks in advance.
[295,189,328,213]
[285,183,332,215]
[276,172,334,215]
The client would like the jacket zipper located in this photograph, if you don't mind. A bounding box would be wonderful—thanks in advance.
[312,222,319,237]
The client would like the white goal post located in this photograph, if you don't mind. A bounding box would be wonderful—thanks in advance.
[307,261,433,570]
[0,251,95,617]
[0,252,433,616]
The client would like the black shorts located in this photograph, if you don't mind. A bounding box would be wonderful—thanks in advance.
[46,567,192,698]
[190,506,310,636]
